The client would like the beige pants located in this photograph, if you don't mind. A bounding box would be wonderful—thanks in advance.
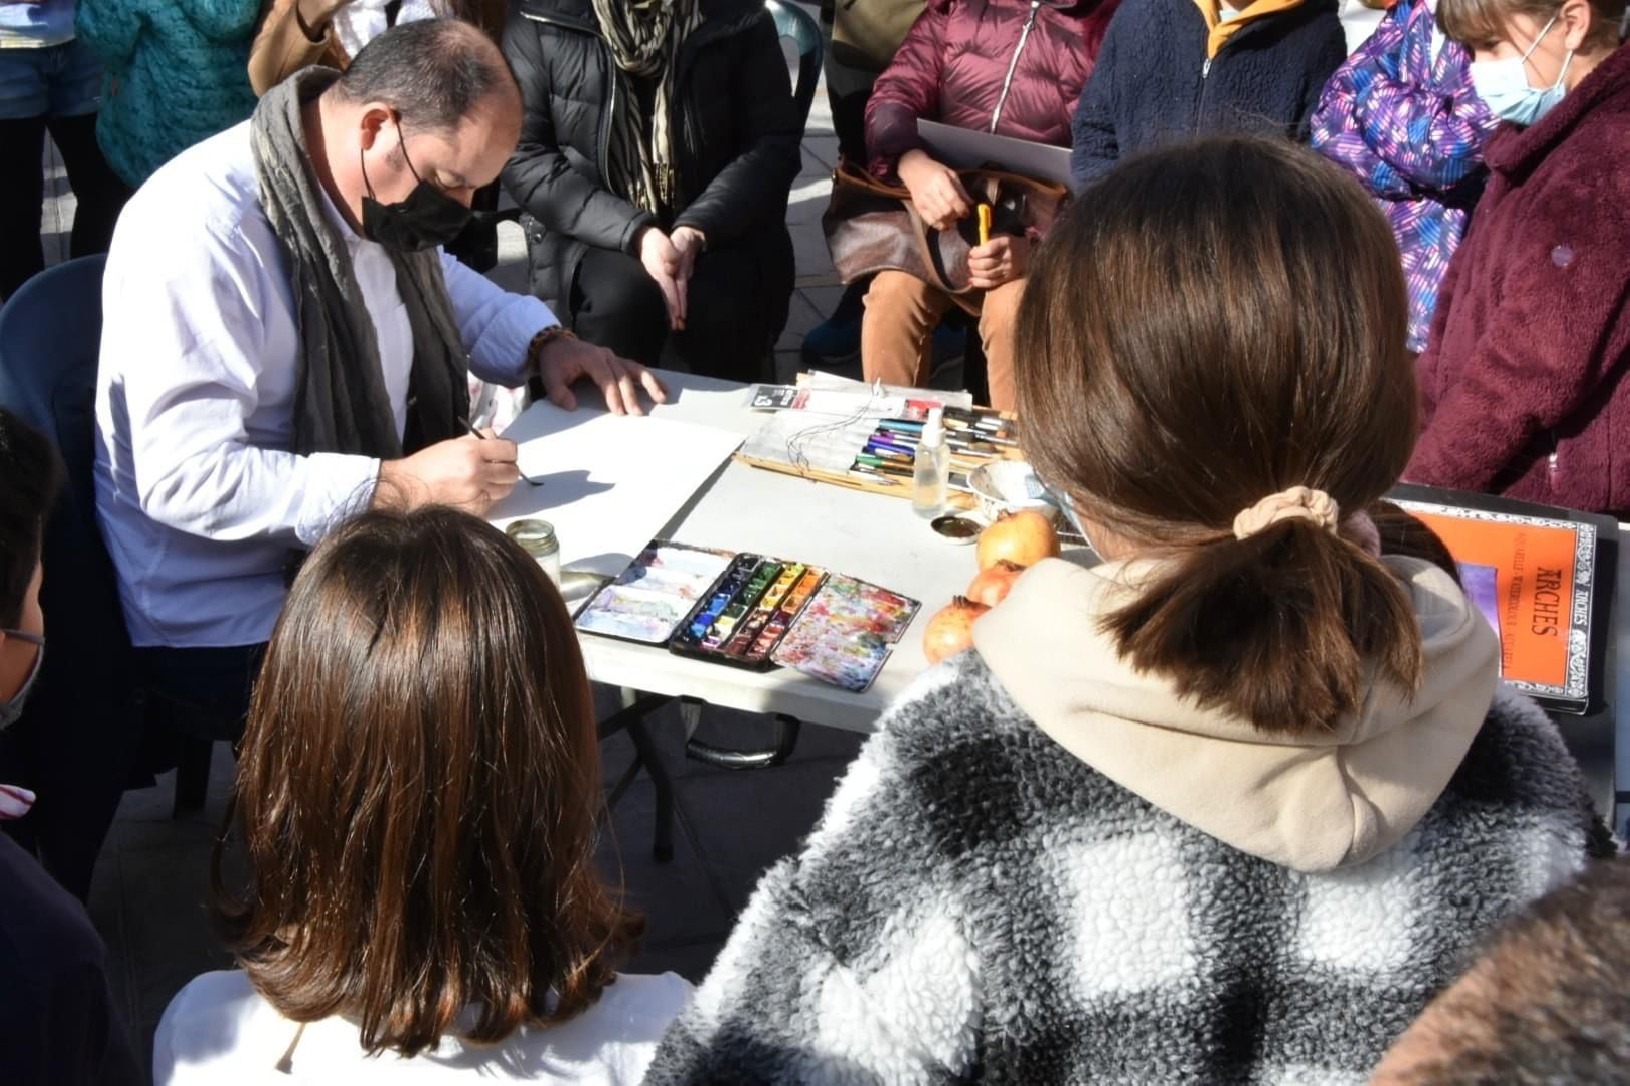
[860,271,1023,412]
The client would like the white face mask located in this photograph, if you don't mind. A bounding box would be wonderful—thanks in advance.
[0,630,44,732]
[1469,13,1574,126]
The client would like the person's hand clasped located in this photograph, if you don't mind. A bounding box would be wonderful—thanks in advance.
[968,235,1030,290]
[669,225,706,327]
[376,433,520,516]
[898,149,971,232]
[638,226,687,331]
[537,334,669,416]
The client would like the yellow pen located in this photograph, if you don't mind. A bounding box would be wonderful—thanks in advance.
[977,204,993,246]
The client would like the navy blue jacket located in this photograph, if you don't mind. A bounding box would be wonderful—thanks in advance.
[1069,0,1347,190]
[0,835,142,1085]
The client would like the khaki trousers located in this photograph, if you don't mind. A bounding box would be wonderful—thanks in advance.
[859,270,1023,412]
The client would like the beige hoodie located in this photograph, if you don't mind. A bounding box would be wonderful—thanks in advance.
[972,555,1501,873]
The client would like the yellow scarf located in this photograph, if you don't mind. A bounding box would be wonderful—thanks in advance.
[1193,0,1306,59]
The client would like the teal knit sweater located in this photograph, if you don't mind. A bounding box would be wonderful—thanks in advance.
[75,0,261,186]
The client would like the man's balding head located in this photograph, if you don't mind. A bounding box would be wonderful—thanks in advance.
[315,18,520,229]
[337,18,520,136]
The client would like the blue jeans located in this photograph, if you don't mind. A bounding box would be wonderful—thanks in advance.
[0,39,128,300]
[0,37,102,121]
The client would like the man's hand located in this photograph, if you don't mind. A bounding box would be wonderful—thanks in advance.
[537,334,669,416]
[376,434,519,515]
[638,226,686,330]
[968,235,1030,290]
[898,149,971,232]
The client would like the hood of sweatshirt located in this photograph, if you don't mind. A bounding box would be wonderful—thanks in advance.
[972,555,1500,872]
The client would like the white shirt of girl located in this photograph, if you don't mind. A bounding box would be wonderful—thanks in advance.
[153,969,693,1084]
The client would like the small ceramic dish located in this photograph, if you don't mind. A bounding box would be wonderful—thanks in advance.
[967,461,1059,523]
[930,514,983,545]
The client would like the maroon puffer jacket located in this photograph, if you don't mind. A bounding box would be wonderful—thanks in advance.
[864,0,1120,178]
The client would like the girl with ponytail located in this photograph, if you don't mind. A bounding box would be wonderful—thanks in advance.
[643,136,1611,1085]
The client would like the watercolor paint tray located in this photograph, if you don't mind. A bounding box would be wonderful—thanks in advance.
[770,575,919,693]
[577,541,921,692]
[572,541,737,646]
[670,556,919,691]
[669,554,830,672]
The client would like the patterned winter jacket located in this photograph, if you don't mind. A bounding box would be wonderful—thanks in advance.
[645,654,1611,1084]
[1311,0,1495,353]
[864,0,1121,178]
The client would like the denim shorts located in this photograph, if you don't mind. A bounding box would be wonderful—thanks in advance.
[0,37,103,121]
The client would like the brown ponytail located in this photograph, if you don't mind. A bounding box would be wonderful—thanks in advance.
[1015,137,1423,734]
[1103,520,1422,733]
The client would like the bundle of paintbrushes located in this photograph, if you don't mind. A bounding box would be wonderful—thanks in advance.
[849,407,1023,491]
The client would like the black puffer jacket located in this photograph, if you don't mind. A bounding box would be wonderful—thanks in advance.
[502,0,802,306]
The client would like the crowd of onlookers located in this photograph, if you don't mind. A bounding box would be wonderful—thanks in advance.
[2,0,1629,1081]
[3,0,1628,506]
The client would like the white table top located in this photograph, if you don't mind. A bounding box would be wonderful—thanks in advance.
[506,370,984,734]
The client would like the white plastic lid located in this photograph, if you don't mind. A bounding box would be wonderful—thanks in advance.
[922,407,945,447]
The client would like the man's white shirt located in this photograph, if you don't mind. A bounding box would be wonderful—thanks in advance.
[93,120,557,648]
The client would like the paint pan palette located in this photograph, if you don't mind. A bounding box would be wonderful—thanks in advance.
[669,555,828,671]
[574,541,736,645]
[771,575,920,693]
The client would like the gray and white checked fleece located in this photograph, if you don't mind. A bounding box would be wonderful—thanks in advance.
[645,654,1614,1085]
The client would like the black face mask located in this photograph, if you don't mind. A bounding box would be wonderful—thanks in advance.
[359,122,472,253]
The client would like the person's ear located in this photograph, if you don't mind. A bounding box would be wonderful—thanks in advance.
[358,104,395,152]
[1559,0,1594,51]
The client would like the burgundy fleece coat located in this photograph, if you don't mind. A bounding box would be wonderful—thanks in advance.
[864,0,1120,177]
[1408,43,1630,515]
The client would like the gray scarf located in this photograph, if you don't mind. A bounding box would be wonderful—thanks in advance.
[592,0,702,215]
[249,68,468,459]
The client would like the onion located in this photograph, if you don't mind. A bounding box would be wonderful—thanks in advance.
[977,510,1060,571]
[966,560,1026,607]
[922,596,990,665]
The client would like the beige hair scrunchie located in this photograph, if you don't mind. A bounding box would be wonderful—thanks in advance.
[1232,486,1341,540]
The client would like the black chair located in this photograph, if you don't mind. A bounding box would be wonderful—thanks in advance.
[0,255,144,899]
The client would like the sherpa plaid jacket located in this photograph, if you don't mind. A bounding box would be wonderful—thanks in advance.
[646,653,1613,1084]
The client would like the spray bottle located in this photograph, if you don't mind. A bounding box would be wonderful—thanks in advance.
[913,407,949,518]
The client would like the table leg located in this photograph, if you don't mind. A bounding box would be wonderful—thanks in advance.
[625,714,676,863]
[600,689,678,863]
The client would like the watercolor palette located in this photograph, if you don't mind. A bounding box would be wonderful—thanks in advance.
[771,575,919,692]
[670,556,829,671]
[573,542,736,645]
[577,541,921,691]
